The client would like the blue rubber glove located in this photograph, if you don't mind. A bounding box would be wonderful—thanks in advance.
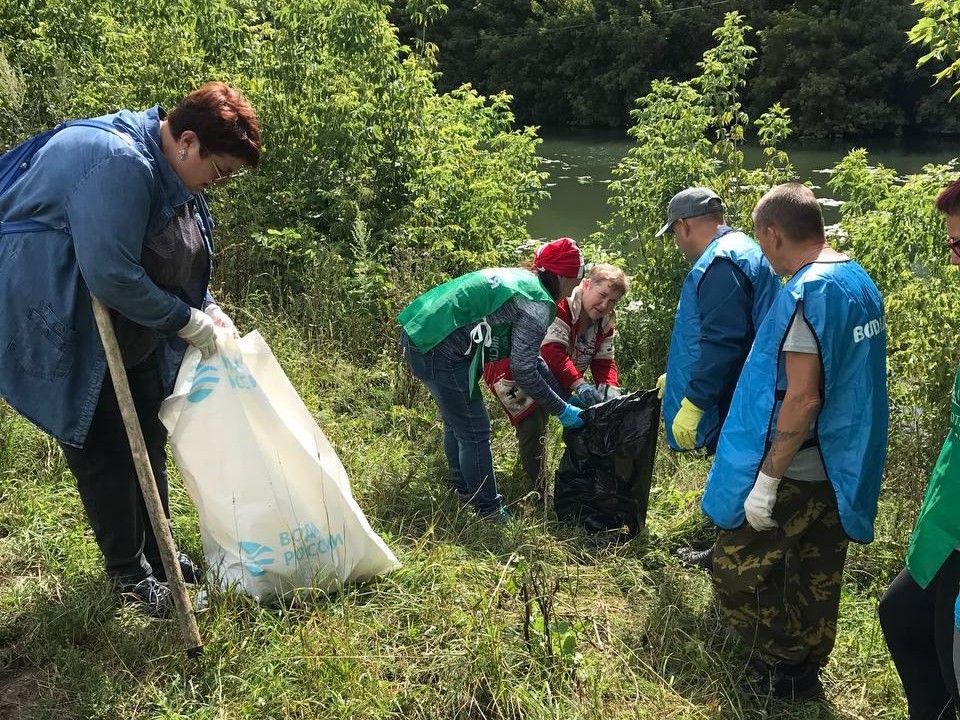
[558,403,584,429]
[955,589,960,630]
[573,382,603,408]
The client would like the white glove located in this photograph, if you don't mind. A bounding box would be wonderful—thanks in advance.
[177,307,217,358]
[204,303,239,338]
[598,384,623,400]
[743,471,780,531]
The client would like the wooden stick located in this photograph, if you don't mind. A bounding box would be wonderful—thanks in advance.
[91,297,203,658]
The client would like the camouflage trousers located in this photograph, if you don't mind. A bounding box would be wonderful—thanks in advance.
[712,477,849,666]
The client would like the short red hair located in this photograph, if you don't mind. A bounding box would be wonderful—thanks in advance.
[167,82,261,167]
[935,179,960,216]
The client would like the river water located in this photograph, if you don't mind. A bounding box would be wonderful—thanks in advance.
[527,128,959,242]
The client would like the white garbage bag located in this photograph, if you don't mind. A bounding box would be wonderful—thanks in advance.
[159,330,400,602]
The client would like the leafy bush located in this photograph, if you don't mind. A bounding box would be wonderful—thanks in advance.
[598,12,793,383]
[909,0,960,99]
[0,0,545,353]
[829,152,960,515]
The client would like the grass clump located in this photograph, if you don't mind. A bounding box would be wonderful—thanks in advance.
[0,307,909,719]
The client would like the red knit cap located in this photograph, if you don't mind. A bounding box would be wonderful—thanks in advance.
[533,237,584,279]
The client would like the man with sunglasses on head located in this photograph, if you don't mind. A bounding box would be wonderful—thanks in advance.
[656,187,781,569]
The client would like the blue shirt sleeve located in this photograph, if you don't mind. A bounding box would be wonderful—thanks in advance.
[65,154,191,332]
[685,258,754,411]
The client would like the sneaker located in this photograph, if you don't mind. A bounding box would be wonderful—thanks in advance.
[152,552,203,585]
[744,660,824,701]
[452,488,474,505]
[118,575,173,619]
[478,506,513,526]
[676,546,714,571]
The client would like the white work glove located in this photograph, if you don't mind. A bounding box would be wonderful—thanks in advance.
[598,383,622,400]
[177,307,217,358]
[743,471,781,531]
[204,303,239,338]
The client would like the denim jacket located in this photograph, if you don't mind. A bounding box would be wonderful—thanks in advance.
[0,106,215,447]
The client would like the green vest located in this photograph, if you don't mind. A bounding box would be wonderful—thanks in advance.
[906,365,960,588]
[397,268,556,396]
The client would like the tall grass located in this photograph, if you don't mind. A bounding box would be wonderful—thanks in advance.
[0,302,909,719]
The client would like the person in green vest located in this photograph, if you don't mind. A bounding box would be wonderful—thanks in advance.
[398,238,587,523]
[880,178,960,718]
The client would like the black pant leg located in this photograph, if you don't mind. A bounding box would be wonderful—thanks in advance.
[59,353,169,584]
[934,552,960,715]
[129,356,171,573]
[880,558,959,720]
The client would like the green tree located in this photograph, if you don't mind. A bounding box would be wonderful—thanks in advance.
[600,12,793,379]
[909,0,960,98]
[414,0,957,136]
[748,0,937,137]
[828,150,960,505]
[0,0,546,354]
[420,0,725,128]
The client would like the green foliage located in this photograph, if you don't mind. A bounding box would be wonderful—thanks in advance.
[0,0,547,352]
[0,49,25,147]
[422,0,716,129]
[748,0,936,137]
[401,86,548,282]
[828,153,960,505]
[600,12,794,383]
[909,0,960,99]
[423,0,953,136]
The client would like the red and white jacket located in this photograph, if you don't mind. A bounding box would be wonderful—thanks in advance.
[541,284,618,391]
[483,285,619,424]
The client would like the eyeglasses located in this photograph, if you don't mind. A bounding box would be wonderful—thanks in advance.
[947,234,960,254]
[209,155,247,184]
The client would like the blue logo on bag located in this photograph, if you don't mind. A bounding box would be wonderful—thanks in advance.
[221,355,257,390]
[279,523,344,566]
[187,363,220,403]
[239,541,275,576]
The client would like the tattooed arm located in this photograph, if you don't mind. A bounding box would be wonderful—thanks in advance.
[760,351,822,478]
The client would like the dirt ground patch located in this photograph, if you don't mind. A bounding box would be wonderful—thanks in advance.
[0,668,38,720]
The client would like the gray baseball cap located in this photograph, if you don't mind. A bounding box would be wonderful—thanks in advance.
[654,187,726,237]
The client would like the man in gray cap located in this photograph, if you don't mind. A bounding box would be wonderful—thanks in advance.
[657,187,781,568]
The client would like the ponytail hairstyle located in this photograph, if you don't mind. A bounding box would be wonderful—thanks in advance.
[536,269,562,301]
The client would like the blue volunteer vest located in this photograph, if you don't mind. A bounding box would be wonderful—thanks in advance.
[664,227,780,451]
[701,259,888,543]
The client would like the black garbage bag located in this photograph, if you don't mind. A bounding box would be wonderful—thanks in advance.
[553,389,660,537]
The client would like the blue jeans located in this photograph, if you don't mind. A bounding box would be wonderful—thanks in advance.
[401,333,503,514]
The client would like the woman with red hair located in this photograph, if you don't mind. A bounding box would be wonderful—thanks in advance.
[880,178,960,717]
[398,238,587,523]
[0,82,260,617]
